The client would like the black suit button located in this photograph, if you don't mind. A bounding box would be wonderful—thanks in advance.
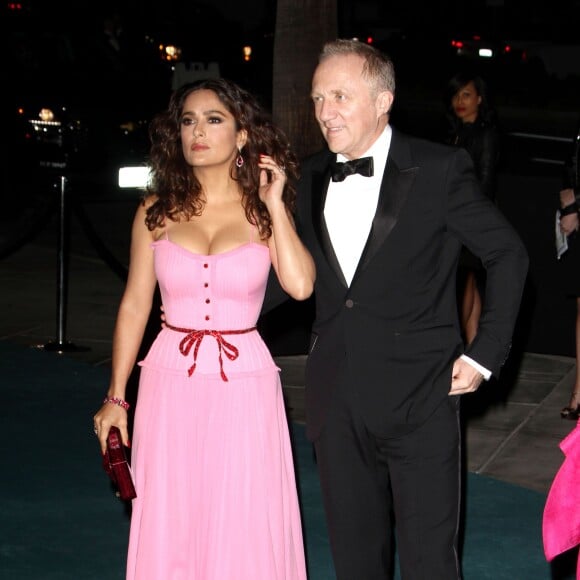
[345,299,354,308]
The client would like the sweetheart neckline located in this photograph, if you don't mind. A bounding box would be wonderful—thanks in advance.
[153,239,269,258]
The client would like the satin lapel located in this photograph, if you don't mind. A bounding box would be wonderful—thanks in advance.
[352,135,418,281]
[311,165,349,288]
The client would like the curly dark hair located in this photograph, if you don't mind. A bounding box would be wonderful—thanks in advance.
[144,78,299,239]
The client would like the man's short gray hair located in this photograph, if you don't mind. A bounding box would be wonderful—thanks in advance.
[319,38,396,96]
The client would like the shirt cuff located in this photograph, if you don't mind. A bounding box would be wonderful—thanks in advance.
[461,354,492,380]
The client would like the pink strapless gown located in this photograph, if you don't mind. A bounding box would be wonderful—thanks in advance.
[126,240,307,580]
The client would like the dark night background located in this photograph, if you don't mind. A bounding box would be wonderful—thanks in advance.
[11,0,580,40]
[3,0,580,357]
[5,0,579,113]
[5,0,579,126]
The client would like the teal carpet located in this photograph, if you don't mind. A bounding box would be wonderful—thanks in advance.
[0,340,575,579]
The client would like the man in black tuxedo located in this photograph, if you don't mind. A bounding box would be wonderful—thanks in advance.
[293,39,528,579]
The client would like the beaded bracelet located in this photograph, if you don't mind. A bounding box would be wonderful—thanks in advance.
[103,396,130,411]
[560,202,579,217]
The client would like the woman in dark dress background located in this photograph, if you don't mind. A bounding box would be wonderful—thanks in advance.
[558,121,580,419]
[445,72,500,344]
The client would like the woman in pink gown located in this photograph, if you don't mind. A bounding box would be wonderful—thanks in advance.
[93,78,315,580]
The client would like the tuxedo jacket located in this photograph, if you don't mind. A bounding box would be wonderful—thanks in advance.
[269,127,528,441]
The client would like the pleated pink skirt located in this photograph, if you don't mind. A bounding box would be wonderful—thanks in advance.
[126,366,307,580]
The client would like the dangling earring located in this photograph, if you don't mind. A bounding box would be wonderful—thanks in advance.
[236,148,244,168]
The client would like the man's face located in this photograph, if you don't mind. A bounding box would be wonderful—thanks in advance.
[311,54,393,160]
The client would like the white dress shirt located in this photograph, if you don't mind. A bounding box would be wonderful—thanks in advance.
[324,126,391,285]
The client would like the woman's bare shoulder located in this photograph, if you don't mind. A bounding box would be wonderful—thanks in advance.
[141,193,159,210]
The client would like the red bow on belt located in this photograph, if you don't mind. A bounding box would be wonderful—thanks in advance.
[165,324,256,382]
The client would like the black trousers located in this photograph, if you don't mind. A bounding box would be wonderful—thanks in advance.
[313,376,462,580]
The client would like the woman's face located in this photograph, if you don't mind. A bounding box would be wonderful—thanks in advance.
[179,89,247,170]
[451,81,482,124]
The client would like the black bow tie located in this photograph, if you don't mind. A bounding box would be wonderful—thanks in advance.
[330,157,374,182]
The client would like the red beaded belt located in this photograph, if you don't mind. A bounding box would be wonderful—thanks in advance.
[165,323,257,382]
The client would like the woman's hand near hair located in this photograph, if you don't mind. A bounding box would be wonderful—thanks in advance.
[258,155,315,300]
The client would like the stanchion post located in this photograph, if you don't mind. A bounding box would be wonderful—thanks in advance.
[42,174,89,353]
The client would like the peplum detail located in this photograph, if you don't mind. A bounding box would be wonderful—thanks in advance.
[139,240,279,378]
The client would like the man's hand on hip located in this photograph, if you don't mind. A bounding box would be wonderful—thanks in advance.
[450,357,484,395]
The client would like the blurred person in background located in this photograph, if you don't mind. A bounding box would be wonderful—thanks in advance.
[558,121,580,420]
[543,121,580,566]
[445,72,500,345]
[93,78,314,580]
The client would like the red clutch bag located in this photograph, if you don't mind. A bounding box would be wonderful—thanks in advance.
[102,427,137,501]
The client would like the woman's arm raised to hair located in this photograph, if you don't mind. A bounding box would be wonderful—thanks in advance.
[258,156,315,300]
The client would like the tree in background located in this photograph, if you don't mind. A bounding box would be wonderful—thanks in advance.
[272,0,337,160]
